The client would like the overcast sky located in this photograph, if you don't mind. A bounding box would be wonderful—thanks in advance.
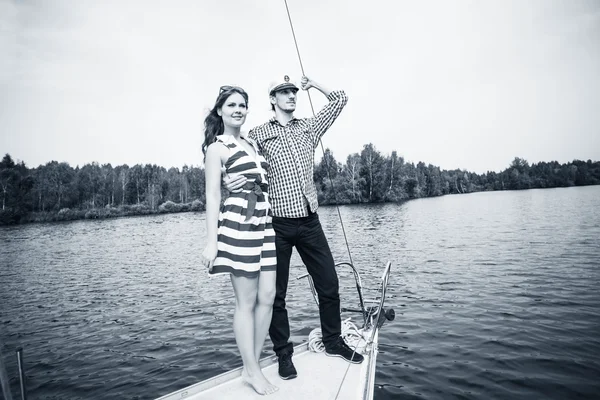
[1,0,599,174]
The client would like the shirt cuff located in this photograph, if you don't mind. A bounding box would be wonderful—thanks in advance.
[327,90,347,101]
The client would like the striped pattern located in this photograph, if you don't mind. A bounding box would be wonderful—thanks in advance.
[249,90,348,218]
[210,134,276,278]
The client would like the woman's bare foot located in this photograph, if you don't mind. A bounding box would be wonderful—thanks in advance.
[242,368,279,395]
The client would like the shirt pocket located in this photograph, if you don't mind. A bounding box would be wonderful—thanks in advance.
[263,136,283,160]
[296,134,313,152]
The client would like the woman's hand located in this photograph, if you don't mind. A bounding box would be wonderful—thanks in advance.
[201,243,218,272]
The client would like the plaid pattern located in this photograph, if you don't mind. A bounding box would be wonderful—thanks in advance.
[249,90,348,218]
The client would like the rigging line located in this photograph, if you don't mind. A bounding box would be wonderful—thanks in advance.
[333,306,379,400]
[283,0,354,267]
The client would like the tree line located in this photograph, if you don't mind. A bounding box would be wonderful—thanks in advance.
[314,146,600,204]
[1,146,599,225]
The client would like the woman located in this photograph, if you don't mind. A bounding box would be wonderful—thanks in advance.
[200,86,278,395]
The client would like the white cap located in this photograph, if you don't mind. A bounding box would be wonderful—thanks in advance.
[268,74,299,95]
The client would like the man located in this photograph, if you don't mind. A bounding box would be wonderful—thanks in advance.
[226,75,363,380]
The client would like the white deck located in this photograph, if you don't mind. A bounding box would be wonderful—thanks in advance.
[155,333,378,400]
[155,262,392,400]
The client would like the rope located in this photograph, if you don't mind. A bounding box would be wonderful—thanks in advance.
[307,318,367,354]
[282,3,367,398]
[308,317,374,400]
[283,0,354,267]
[332,306,378,400]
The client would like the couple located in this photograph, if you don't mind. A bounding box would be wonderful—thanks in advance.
[200,75,363,396]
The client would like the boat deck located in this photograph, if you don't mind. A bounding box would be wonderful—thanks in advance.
[155,342,374,400]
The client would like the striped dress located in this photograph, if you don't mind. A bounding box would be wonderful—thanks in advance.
[209,134,277,277]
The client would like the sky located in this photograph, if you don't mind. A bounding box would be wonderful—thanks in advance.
[0,0,599,174]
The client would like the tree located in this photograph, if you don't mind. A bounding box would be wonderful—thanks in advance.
[359,143,386,202]
[0,155,33,224]
[315,149,339,183]
[384,151,407,201]
[100,163,115,207]
[127,164,145,205]
[143,164,160,210]
[77,162,103,208]
[0,154,16,210]
[425,164,443,197]
[510,157,530,172]
[114,164,129,205]
[315,149,340,202]
[342,153,363,203]
[187,166,205,203]
[45,161,75,210]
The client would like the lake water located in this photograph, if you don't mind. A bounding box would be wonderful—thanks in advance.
[1,186,599,399]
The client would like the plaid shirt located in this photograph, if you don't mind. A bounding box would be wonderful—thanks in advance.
[249,90,348,218]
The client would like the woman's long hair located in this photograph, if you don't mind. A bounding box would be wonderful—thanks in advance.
[202,86,249,158]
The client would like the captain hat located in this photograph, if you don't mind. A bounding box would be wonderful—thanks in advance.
[268,75,299,95]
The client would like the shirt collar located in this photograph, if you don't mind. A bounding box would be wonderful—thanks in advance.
[269,117,298,127]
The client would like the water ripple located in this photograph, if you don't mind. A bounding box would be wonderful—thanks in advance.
[1,187,600,399]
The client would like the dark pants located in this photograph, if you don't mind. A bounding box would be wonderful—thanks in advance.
[268,212,341,356]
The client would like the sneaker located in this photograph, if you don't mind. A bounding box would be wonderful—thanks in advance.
[325,337,364,364]
[277,352,297,380]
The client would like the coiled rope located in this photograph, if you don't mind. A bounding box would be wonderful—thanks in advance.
[307,318,367,353]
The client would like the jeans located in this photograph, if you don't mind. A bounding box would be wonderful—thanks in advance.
[268,212,341,356]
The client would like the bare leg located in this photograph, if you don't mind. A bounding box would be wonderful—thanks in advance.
[254,270,277,361]
[231,274,278,395]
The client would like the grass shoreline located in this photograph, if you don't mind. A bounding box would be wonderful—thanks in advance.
[0,200,205,226]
